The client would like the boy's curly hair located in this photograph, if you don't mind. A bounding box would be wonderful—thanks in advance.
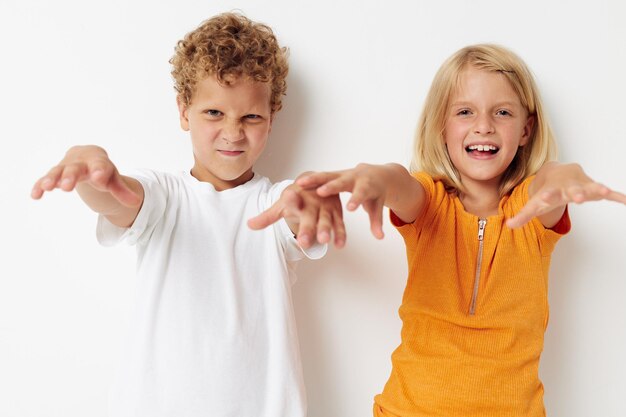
[170,13,289,113]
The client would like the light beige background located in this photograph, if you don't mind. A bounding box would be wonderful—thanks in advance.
[1,0,625,416]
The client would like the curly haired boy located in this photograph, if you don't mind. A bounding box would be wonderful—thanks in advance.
[32,13,344,417]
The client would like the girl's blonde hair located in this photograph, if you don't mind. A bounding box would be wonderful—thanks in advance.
[411,44,556,197]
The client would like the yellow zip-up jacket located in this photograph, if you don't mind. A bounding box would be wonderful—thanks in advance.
[374,173,571,417]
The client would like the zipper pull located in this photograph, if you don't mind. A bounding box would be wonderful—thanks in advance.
[478,218,486,241]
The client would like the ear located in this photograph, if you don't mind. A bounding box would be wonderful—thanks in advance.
[520,114,535,146]
[177,96,190,131]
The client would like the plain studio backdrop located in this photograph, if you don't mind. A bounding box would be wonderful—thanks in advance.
[1,0,625,416]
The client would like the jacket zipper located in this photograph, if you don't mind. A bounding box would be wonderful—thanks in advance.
[469,218,487,315]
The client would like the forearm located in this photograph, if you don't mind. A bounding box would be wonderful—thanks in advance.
[528,161,562,197]
[379,163,426,224]
[76,175,144,227]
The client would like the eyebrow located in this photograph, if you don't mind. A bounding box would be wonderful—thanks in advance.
[449,101,519,108]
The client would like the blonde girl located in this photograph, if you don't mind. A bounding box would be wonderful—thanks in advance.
[293,44,626,416]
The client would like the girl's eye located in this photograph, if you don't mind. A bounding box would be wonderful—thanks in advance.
[206,109,222,117]
[496,109,511,116]
[457,109,472,116]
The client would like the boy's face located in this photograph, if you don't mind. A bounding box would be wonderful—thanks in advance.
[178,74,273,190]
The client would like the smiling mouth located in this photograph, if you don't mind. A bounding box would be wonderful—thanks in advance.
[465,144,499,155]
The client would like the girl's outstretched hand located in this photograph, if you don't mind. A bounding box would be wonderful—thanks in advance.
[507,162,626,229]
[296,164,389,239]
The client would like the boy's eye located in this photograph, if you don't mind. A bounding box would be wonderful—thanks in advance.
[243,114,263,121]
[205,109,223,117]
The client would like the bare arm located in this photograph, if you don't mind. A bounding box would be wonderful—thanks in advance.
[31,145,144,227]
[296,163,427,239]
[507,161,626,229]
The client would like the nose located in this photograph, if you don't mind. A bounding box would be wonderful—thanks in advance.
[473,113,495,135]
[222,118,244,143]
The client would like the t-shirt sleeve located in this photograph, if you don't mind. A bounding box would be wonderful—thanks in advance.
[266,179,328,262]
[96,169,167,247]
[509,175,572,256]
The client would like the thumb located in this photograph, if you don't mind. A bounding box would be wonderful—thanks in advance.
[248,206,281,230]
[248,189,303,230]
[248,202,286,230]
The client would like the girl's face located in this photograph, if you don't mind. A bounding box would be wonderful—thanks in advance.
[444,66,534,192]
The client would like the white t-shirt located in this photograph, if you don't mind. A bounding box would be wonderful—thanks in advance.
[97,170,326,417]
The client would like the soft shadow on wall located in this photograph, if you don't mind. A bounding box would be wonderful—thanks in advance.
[254,70,409,416]
[255,72,308,182]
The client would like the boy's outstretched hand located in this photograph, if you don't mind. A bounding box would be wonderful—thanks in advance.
[31,145,143,227]
[248,179,346,249]
[31,145,142,208]
[507,162,626,229]
[295,164,403,240]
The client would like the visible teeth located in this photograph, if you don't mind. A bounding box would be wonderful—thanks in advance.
[468,144,497,152]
